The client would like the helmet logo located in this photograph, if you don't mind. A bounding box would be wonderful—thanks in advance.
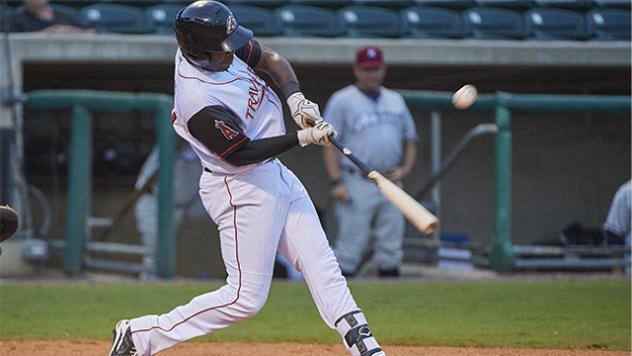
[226,14,237,34]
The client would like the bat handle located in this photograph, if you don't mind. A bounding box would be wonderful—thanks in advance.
[330,138,371,176]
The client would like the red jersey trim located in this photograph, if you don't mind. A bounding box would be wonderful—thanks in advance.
[131,177,242,336]
[219,136,248,158]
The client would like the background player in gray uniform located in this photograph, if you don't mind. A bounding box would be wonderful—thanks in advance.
[323,46,418,278]
[134,144,203,280]
[110,2,386,356]
[603,180,631,274]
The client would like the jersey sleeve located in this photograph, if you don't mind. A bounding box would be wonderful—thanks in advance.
[400,96,418,141]
[323,93,346,140]
[187,105,250,158]
[235,39,262,68]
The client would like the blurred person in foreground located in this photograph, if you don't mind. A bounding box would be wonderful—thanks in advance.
[9,0,94,33]
[323,46,418,278]
[603,179,631,274]
[108,2,386,356]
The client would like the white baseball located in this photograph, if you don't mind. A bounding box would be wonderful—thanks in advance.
[452,84,478,110]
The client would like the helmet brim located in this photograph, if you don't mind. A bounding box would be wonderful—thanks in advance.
[220,26,253,52]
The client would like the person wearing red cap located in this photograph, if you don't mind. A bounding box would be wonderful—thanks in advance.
[323,46,418,278]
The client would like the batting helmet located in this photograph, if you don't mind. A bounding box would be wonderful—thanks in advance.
[174,1,253,61]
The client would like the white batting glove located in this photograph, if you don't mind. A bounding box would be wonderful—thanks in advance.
[287,92,324,129]
[297,121,337,147]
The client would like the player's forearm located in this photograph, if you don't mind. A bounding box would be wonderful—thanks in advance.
[255,46,301,99]
[323,145,342,184]
[225,133,299,166]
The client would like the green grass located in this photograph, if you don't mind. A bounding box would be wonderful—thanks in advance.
[0,280,629,350]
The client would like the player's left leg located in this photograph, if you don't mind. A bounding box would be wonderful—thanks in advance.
[276,163,386,356]
[372,198,405,277]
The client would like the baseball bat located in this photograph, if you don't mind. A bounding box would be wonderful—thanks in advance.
[330,138,438,235]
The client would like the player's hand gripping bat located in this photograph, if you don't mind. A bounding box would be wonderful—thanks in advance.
[329,138,438,235]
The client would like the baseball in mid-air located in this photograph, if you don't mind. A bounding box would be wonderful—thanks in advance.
[452,84,478,109]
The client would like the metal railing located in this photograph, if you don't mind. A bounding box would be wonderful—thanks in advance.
[398,89,631,272]
[26,90,176,278]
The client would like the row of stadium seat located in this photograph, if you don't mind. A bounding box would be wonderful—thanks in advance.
[5,0,631,11]
[2,3,629,40]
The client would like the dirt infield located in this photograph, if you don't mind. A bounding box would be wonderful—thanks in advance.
[0,341,628,356]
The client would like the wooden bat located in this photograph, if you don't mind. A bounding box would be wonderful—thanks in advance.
[330,138,438,235]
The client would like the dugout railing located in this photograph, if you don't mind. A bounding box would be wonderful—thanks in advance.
[398,89,630,272]
[25,90,177,278]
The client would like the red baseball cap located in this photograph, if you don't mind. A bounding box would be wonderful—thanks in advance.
[355,46,385,69]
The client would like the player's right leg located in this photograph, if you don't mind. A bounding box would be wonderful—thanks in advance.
[113,166,289,356]
[276,165,386,356]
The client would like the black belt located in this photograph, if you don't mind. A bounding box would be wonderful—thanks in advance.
[204,167,213,173]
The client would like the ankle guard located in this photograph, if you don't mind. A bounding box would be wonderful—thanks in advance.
[335,311,384,356]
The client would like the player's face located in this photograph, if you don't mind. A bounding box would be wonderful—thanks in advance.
[196,51,234,72]
[353,65,386,92]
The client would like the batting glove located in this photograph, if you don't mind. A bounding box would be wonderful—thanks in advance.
[297,121,337,147]
[287,92,324,129]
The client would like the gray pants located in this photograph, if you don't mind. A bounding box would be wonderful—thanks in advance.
[333,171,405,274]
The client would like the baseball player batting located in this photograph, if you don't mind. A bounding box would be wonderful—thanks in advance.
[109,1,386,356]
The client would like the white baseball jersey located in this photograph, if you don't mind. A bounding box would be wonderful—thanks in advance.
[172,48,285,174]
[127,42,382,356]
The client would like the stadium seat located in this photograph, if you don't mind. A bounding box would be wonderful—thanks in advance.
[533,0,592,9]
[402,6,468,38]
[474,0,535,9]
[230,5,281,37]
[289,0,353,8]
[463,7,528,39]
[351,0,415,9]
[526,8,589,40]
[51,3,82,20]
[145,4,184,35]
[591,0,631,9]
[413,0,475,9]
[586,8,631,40]
[338,6,406,38]
[275,5,342,37]
[226,0,287,8]
[80,4,150,34]
[0,5,12,31]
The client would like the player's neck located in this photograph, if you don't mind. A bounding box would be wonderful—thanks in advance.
[355,84,381,101]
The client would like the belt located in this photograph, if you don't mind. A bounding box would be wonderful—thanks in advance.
[203,158,275,174]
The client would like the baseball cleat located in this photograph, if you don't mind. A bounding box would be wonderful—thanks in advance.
[109,319,138,356]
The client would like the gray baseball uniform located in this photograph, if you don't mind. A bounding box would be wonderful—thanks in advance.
[325,84,417,274]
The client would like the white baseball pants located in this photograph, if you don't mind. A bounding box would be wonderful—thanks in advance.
[128,159,358,355]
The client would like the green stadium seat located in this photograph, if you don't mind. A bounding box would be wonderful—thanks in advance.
[226,0,287,8]
[80,3,151,34]
[338,6,406,38]
[533,0,592,9]
[591,0,631,9]
[464,7,528,39]
[288,0,353,8]
[0,5,13,31]
[402,6,468,38]
[230,5,282,37]
[474,0,535,9]
[351,0,415,9]
[587,8,631,40]
[145,4,184,35]
[526,8,589,40]
[413,0,475,9]
[275,5,343,37]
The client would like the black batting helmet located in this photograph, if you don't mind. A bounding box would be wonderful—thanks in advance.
[174,1,253,61]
